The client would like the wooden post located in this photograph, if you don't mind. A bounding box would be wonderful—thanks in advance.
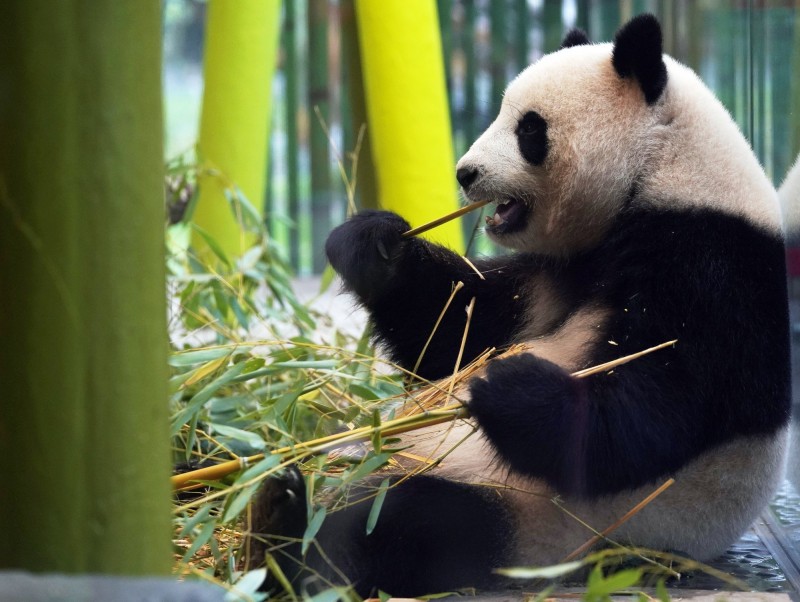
[0,0,171,574]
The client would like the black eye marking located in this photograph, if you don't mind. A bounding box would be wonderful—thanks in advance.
[516,111,548,165]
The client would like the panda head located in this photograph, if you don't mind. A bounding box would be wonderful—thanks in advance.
[456,14,778,255]
[456,14,668,255]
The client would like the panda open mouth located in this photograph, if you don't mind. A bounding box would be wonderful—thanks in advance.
[484,199,527,234]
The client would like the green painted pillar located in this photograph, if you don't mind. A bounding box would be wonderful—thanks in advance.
[0,0,171,574]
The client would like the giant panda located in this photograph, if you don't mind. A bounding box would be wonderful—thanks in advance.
[248,14,791,597]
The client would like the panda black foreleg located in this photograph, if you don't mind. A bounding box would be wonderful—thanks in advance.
[325,210,535,379]
[468,353,699,498]
[249,470,515,597]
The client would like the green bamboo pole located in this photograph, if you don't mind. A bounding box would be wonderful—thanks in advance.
[0,0,170,574]
[490,0,508,120]
[194,0,282,260]
[543,0,562,52]
[283,0,302,265]
[341,0,379,210]
[464,0,478,146]
[308,0,332,273]
[515,0,529,70]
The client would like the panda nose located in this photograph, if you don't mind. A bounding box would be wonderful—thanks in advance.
[456,167,479,191]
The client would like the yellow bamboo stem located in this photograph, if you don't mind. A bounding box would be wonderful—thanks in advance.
[562,477,676,562]
[402,199,491,238]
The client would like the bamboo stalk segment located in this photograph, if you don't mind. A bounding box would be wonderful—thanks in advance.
[562,477,676,562]
[402,199,491,238]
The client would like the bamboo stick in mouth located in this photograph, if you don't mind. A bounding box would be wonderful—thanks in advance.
[402,199,492,238]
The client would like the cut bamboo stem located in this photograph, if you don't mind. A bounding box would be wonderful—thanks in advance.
[561,477,676,562]
[402,199,491,238]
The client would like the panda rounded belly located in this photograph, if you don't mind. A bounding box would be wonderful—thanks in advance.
[405,423,788,565]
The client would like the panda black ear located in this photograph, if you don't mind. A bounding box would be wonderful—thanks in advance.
[611,13,667,104]
[560,28,590,49]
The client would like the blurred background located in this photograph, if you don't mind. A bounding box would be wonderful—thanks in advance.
[163,0,799,274]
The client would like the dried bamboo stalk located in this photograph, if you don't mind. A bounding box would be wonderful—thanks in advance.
[561,477,676,562]
[402,199,491,238]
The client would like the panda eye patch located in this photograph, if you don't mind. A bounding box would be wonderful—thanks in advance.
[516,111,548,165]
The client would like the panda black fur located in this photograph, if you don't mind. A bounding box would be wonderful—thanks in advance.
[248,15,790,597]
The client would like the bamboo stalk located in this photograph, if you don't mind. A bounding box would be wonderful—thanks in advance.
[173,339,677,490]
[172,406,468,490]
[402,199,491,238]
[412,281,465,375]
[561,477,676,562]
[571,340,677,378]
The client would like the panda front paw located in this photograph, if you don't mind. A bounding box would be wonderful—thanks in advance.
[324,210,411,303]
[467,354,575,476]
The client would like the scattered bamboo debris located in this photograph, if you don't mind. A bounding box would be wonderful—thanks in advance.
[402,199,492,238]
[172,340,677,490]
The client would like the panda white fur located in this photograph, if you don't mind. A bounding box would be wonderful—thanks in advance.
[249,15,790,597]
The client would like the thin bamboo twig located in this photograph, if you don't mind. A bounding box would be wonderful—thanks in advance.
[561,477,676,562]
[448,297,476,401]
[412,281,465,375]
[571,339,677,378]
[461,255,486,280]
[402,199,491,238]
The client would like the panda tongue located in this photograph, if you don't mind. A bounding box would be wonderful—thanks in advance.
[493,200,518,225]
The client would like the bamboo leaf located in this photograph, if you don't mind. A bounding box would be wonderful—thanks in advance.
[179,504,213,538]
[265,554,297,601]
[222,482,260,523]
[213,424,266,451]
[192,224,231,267]
[365,478,390,535]
[495,560,584,579]
[318,263,337,294]
[305,589,344,602]
[182,519,217,562]
[344,452,392,484]
[171,361,249,435]
[226,568,267,601]
[656,578,670,602]
[302,507,327,556]
[183,355,229,387]
[170,347,238,367]
[237,454,281,484]
[272,359,338,370]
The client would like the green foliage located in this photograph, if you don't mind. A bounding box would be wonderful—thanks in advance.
[167,162,405,599]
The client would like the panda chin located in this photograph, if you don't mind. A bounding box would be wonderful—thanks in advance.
[484,199,528,235]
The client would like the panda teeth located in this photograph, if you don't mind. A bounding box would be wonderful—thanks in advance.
[485,211,505,227]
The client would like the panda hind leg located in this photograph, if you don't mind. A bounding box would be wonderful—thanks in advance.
[248,471,517,597]
[245,465,309,591]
